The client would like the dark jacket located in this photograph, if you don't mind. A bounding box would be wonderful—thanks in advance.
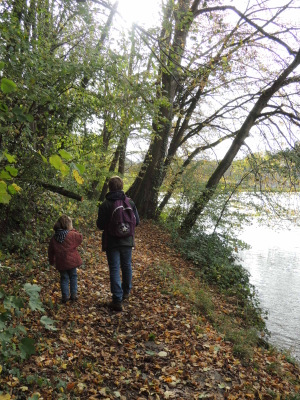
[48,229,83,271]
[96,190,139,251]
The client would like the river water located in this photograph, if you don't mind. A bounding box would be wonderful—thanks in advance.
[239,221,300,361]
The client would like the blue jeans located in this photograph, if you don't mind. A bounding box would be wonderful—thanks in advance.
[60,268,77,300]
[106,247,132,302]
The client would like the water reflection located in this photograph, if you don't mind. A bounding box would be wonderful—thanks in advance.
[239,223,300,361]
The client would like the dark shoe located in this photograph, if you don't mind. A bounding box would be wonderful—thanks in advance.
[61,297,69,304]
[70,296,78,302]
[109,300,123,312]
[122,293,130,301]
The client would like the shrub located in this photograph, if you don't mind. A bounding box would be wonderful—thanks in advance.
[161,220,265,331]
[176,230,250,293]
[0,283,57,364]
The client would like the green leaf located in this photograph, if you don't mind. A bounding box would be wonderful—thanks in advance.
[19,337,35,359]
[25,114,34,122]
[17,325,27,334]
[5,165,18,177]
[145,350,156,356]
[28,395,40,400]
[24,283,45,312]
[40,316,58,331]
[74,163,85,174]
[0,170,11,180]
[29,297,44,312]
[8,183,21,194]
[60,163,70,177]
[7,184,17,195]
[1,78,17,94]
[38,151,47,164]
[4,296,24,310]
[24,283,41,296]
[49,154,63,170]
[4,152,16,163]
[0,192,11,204]
[0,330,13,343]
[0,102,8,112]
[0,181,7,193]
[49,153,71,176]
[59,149,72,161]
[0,61,4,70]
[12,106,22,115]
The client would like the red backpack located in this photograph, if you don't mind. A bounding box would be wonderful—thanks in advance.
[108,197,136,238]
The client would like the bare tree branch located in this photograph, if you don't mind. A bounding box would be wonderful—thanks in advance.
[194,4,297,56]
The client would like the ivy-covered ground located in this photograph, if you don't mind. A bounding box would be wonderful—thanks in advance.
[1,221,300,399]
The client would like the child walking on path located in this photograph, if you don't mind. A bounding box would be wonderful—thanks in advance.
[48,215,83,303]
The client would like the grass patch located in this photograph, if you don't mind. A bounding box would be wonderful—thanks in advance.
[214,311,265,364]
[155,261,266,364]
[282,350,300,367]
[156,261,215,318]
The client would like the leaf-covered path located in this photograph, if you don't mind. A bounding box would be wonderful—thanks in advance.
[3,221,300,399]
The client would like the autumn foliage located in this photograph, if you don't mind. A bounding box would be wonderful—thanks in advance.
[0,221,300,399]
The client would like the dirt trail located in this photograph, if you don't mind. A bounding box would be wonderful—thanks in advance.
[10,221,300,399]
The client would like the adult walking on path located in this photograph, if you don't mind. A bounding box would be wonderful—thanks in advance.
[97,176,139,311]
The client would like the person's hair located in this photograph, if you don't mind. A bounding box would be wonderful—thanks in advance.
[53,215,73,231]
[108,176,123,192]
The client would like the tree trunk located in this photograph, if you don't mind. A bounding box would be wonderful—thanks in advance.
[127,0,196,218]
[126,107,173,217]
[118,135,128,175]
[99,142,122,202]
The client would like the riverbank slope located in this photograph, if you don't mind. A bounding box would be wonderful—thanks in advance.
[1,220,300,399]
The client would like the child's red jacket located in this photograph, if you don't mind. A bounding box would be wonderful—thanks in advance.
[48,229,82,271]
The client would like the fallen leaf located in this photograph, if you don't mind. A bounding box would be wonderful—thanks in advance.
[164,391,175,399]
[77,383,87,392]
[67,382,76,391]
[158,351,168,357]
[60,335,69,343]
[0,395,11,400]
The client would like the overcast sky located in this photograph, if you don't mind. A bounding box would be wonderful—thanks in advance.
[116,0,162,28]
